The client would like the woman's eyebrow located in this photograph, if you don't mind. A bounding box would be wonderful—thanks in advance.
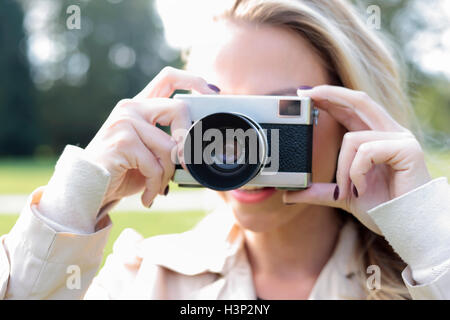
[264,87,299,96]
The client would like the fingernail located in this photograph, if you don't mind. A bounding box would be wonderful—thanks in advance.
[333,185,340,201]
[164,185,169,196]
[285,203,295,206]
[353,185,359,198]
[298,86,313,90]
[207,84,221,93]
[148,201,153,208]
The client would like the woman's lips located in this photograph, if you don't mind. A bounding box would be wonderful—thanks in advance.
[230,187,277,203]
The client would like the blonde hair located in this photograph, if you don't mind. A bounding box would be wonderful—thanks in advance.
[184,0,415,299]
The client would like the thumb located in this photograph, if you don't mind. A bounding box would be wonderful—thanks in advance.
[283,183,342,209]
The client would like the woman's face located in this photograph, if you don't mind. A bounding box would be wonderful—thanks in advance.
[187,21,345,232]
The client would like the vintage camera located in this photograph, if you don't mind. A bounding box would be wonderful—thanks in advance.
[172,94,319,191]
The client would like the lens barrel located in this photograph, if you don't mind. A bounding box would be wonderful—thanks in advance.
[183,112,267,191]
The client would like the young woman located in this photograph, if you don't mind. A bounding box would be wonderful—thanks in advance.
[1,0,449,300]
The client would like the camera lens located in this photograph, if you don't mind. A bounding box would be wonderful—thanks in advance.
[210,132,244,172]
[184,112,267,191]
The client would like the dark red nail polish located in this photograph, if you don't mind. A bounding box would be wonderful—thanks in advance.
[353,185,359,198]
[333,185,340,201]
[164,185,169,196]
[298,86,313,90]
[207,84,221,93]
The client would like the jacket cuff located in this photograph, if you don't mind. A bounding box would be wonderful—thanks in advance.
[368,177,450,283]
[37,145,111,234]
[402,264,450,299]
[2,190,112,299]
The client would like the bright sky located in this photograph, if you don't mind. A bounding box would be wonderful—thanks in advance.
[408,0,450,77]
[155,0,450,80]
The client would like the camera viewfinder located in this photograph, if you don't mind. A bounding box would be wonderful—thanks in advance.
[279,100,301,117]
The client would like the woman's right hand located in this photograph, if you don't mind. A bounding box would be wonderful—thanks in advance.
[84,67,220,208]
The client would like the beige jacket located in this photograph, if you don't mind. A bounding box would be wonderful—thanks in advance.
[1,146,450,299]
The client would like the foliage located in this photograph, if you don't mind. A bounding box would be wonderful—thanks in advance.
[0,0,40,155]
[0,0,448,157]
[1,0,183,156]
[354,0,450,139]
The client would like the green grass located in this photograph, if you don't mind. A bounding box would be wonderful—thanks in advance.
[0,158,56,194]
[0,210,207,268]
[0,158,188,194]
[425,151,450,181]
[0,151,449,194]
[0,215,22,238]
[0,150,448,275]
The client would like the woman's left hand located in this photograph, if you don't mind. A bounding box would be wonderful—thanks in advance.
[283,85,431,235]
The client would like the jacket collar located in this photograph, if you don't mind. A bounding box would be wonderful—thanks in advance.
[136,204,363,299]
[136,203,243,275]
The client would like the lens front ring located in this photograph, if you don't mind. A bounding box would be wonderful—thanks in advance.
[183,112,267,191]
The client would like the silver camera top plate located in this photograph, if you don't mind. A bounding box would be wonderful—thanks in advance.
[173,94,314,125]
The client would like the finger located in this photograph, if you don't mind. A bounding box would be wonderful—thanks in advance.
[298,85,404,132]
[283,184,382,235]
[130,119,176,193]
[135,66,219,99]
[134,145,164,207]
[349,138,418,196]
[336,131,413,200]
[118,98,191,133]
[116,98,191,164]
[315,100,370,132]
[283,183,343,209]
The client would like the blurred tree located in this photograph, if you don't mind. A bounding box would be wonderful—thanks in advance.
[22,0,183,154]
[0,0,40,156]
[354,0,450,139]
[0,0,447,157]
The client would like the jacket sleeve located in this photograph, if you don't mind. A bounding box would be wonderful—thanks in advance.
[0,145,115,299]
[368,177,450,299]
